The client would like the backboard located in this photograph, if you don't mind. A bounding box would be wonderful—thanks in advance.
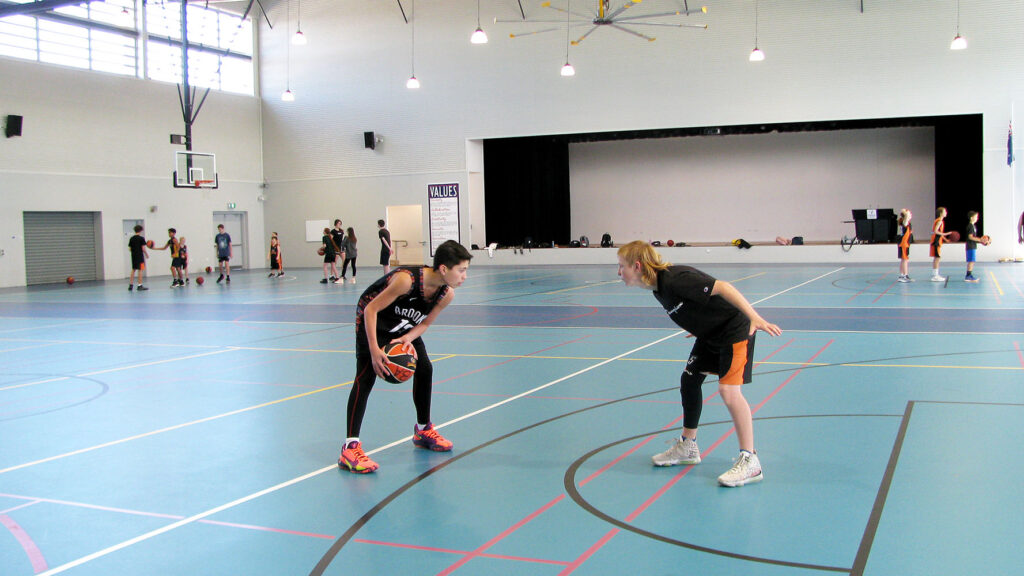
[173,151,218,188]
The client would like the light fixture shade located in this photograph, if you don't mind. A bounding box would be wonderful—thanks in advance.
[950,35,967,50]
[281,88,295,101]
[406,75,420,89]
[292,29,307,45]
[561,62,575,76]
[471,27,488,44]
[749,47,765,61]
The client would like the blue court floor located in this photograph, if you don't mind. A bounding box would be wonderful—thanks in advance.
[1,262,1022,575]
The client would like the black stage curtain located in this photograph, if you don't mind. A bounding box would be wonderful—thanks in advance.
[935,114,983,237]
[483,136,570,247]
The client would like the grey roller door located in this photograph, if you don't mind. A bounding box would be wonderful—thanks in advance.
[24,212,99,285]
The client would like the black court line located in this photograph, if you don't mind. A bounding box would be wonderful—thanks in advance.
[563,414,904,573]
[0,373,110,421]
[850,399,1024,576]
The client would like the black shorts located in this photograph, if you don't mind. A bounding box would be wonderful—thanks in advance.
[898,245,910,259]
[171,257,185,267]
[218,256,230,263]
[324,254,335,263]
[270,260,281,270]
[132,258,145,271]
[687,333,755,385]
[380,249,390,266]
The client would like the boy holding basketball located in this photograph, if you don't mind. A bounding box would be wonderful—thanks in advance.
[338,240,472,474]
[964,211,988,283]
[617,240,782,487]
[153,228,185,287]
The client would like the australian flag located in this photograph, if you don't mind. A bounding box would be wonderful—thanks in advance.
[1010,122,1016,166]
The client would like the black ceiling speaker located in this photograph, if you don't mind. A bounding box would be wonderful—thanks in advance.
[5,115,23,138]
[364,131,375,150]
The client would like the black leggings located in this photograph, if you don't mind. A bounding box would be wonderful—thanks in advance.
[341,257,357,278]
[680,368,707,430]
[346,334,432,438]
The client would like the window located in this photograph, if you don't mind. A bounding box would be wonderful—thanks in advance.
[0,0,253,95]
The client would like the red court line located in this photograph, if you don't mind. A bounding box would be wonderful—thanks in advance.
[560,339,834,574]
[1,513,48,573]
[844,272,891,304]
[430,339,795,575]
[1015,342,1024,369]
[871,280,897,303]
[355,538,570,566]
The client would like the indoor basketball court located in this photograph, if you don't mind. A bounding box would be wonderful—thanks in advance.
[1,263,1021,575]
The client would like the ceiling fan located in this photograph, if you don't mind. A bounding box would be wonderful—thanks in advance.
[500,0,707,46]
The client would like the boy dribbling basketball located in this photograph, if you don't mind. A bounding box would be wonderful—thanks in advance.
[338,240,472,474]
[617,240,782,487]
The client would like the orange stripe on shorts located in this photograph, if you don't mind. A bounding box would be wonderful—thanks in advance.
[720,339,749,385]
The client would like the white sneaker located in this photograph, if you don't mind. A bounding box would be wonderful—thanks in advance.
[350,278,356,284]
[334,278,345,284]
[897,275,910,283]
[718,451,763,487]
[652,437,701,467]
[931,275,946,282]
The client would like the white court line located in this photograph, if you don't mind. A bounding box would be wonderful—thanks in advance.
[0,348,238,392]
[34,270,839,575]
[0,318,103,335]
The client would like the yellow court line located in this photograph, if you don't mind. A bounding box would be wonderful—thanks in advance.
[729,271,766,283]
[989,271,1004,296]
[0,380,352,476]
[0,348,239,392]
[541,279,621,295]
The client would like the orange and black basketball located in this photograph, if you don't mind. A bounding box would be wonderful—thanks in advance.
[381,342,416,384]
[66,276,74,285]
[196,276,204,285]
[205,266,212,273]
[146,240,154,248]
[947,230,960,242]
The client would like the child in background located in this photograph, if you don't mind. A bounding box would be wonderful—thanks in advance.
[268,233,284,278]
[154,228,185,288]
[964,211,986,283]
[179,236,190,284]
[127,224,149,291]
[929,207,950,282]
[896,209,914,283]
[341,227,358,284]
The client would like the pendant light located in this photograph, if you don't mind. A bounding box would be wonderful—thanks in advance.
[470,0,488,44]
[950,0,967,50]
[749,0,764,61]
[282,0,296,100]
[407,0,420,88]
[292,0,307,45]
[560,0,574,76]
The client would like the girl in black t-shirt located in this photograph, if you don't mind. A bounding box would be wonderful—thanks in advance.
[617,240,782,487]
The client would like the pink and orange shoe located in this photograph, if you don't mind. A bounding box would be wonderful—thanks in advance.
[412,423,453,452]
[338,441,379,474]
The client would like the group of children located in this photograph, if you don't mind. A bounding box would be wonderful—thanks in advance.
[896,206,990,283]
[127,224,233,289]
[320,219,359,284]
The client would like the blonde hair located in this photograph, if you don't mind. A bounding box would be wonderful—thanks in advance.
[617,240,670,287]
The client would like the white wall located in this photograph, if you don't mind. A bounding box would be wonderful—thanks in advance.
[569,127,935,244]
[258,0,1024,264]
[0,58,264,287]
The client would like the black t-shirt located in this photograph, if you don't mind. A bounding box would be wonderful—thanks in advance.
[379,228,391,251]
[322,234,336,258]
[653,266,750,346]
[355,267,449,347]
[331,229,345,253]
[965,222,978,250]
[128,235,146,261]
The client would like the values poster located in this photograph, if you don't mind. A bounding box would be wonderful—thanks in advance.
[428,183,460,256]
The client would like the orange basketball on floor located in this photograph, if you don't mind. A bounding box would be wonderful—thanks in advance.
[196,276,204,285]
[205,266,212,273]
[947,231,960,242]
[381,342,416,384]
[66,276,74,284]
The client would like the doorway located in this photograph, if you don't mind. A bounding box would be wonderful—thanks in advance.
[385,205,424,266]
[122,219,144,279]
[212,212,247,269]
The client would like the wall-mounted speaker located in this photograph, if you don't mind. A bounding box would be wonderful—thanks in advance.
[5,115,23,138]
[364,131,376,150]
